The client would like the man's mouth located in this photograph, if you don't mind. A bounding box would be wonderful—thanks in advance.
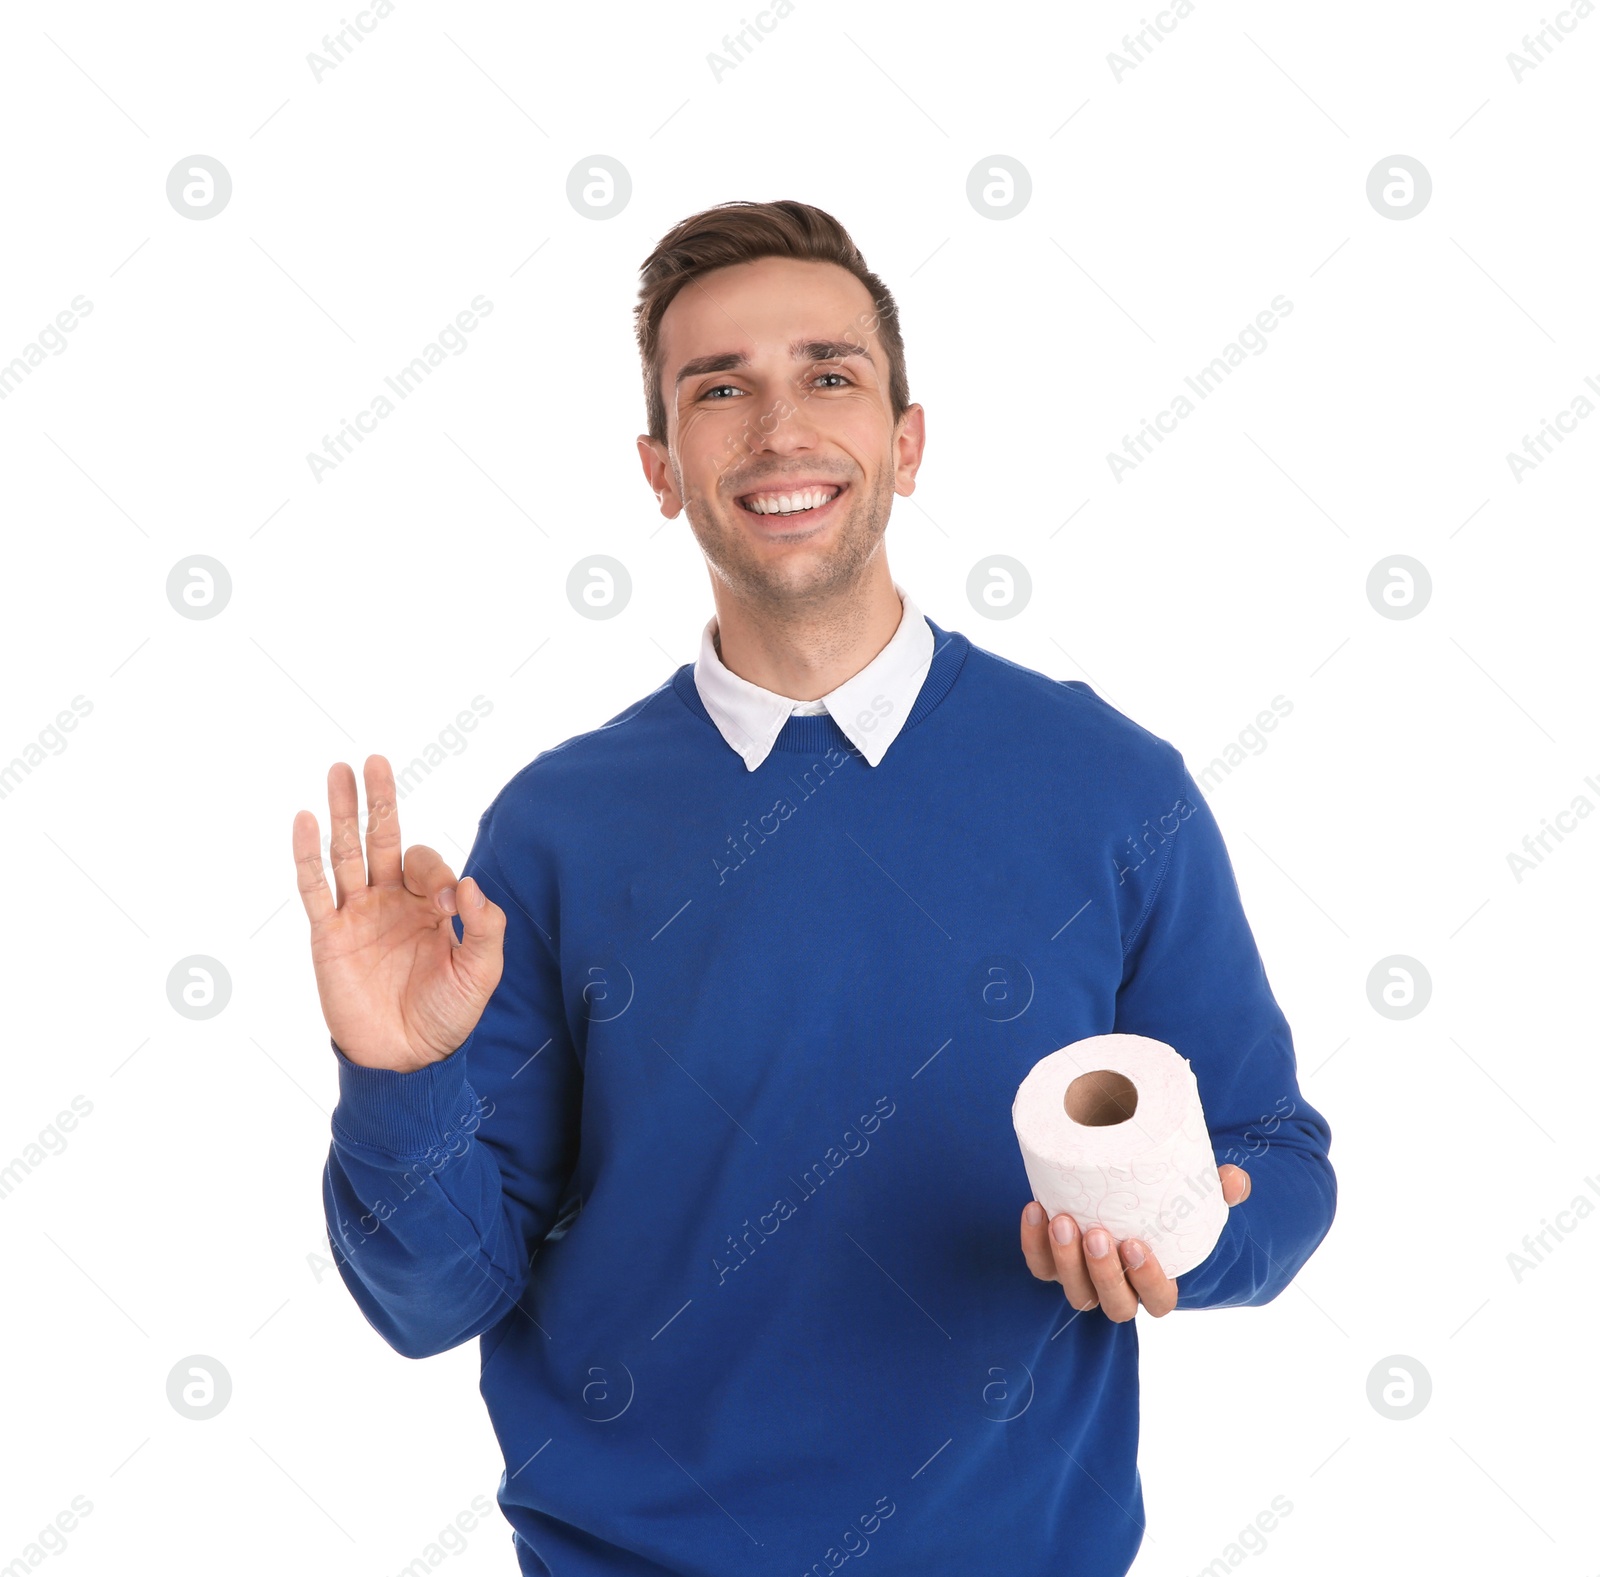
[735,483,846,518]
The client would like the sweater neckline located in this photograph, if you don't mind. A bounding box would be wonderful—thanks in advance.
[671,617,970,759]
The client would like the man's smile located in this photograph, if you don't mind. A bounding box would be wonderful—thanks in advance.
[734,480,847,525]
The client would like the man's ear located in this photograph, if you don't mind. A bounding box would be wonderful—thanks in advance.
[892,403,927,498]
[637,435,682,518]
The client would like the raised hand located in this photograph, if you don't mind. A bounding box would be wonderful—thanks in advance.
[292,754,505,1073]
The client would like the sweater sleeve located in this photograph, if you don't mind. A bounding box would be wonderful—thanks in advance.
[321,813,582,1359]
[1112,753,1336,1310]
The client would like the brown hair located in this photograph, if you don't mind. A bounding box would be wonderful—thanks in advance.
[633,199,910,446]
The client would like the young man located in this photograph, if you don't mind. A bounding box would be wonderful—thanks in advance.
[294,200,1336,1577]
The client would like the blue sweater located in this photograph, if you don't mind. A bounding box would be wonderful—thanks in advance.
[323,618,1336,1577]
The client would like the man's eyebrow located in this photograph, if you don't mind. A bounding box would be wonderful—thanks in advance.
[673,337,874,388]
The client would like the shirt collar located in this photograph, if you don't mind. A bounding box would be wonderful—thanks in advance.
[693,583,936,771]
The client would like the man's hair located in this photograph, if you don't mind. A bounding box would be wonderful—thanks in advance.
[633,199,910,446]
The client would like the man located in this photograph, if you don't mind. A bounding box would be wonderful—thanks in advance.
[294,199,1336,1577]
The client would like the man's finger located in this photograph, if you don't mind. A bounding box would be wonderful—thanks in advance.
[1118,1239,1178,1317]
[1081,1227,1139,1321]
[1048,1214,1101,1312]
[1219,1164,1251,1207]
[327,762,367,906]
[363,755,403,888]
[401,844,459,911]
[292,810,334,927]
[1020,1202,1058,1282]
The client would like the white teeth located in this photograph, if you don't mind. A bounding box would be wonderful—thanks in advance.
[743,487,839,516]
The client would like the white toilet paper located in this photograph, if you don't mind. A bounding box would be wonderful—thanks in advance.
[1012,1033,1228,1279]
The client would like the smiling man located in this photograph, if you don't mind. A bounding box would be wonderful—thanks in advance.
[301,199,1336,1577]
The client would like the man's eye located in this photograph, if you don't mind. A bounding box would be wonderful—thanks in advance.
[702,371,851,400]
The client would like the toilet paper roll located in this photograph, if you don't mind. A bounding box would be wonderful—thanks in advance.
[1012,1033,1227,1279]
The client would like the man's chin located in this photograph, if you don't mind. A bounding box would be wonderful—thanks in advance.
[683,488,884,599]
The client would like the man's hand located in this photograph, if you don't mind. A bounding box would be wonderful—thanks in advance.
[293,754,507,1073]
[1019,1165,1252,1321]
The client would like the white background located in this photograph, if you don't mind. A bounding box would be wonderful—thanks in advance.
[1,0,1595,1572]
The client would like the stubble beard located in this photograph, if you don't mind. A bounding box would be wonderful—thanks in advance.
[680,461,895,621]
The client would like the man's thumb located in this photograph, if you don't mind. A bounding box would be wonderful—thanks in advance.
[453,877,504,963]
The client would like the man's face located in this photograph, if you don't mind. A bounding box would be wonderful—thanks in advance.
[637,255,924,605]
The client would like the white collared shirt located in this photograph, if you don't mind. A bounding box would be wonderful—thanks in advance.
[693,583,936,771]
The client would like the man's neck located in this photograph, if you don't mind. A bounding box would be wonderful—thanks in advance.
[710,561,903,702]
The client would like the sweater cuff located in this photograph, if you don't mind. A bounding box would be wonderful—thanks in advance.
[329,1035,479,1160]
